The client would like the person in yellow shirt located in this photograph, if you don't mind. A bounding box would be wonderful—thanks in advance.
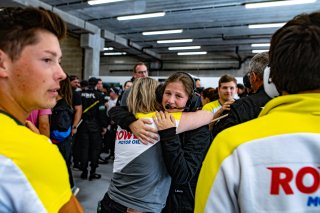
[202,74,237,129]
[0,7,83,212]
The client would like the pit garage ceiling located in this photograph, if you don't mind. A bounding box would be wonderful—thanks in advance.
[1,0,320,69]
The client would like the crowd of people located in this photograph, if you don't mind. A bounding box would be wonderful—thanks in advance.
[0,6,319,213]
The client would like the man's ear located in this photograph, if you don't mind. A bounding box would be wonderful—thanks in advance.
[251,71,258,82]
[0,49,10,78]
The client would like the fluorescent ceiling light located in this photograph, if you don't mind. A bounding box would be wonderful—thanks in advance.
[88,0,126,5]
[245,0,316,8]
[143,29,182,36]
[249,23,285,29]
[104,52,127,55]
[178,51,207,55]
[117,12,165,21]
[251,43,270,47]
[157,39,193,44]
[168,46,201,50]
[103,47,114,51]
[252,50,269,53]
[114,60,125,64]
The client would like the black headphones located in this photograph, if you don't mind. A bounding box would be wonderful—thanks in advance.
[156,72,201,112]
[178,72,201,112]
[156,83,164,104]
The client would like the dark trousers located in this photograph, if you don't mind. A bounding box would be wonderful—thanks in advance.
[72,134,81,167]
[100,194,129,213]
[56,136,74,187]
[105,128,116,157]
[78,122,102,174]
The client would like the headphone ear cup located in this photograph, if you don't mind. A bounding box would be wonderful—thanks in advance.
[185,93,202,112]
[263,66,280,98]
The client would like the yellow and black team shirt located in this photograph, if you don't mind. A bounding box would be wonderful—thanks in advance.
[195,94,320,213]
[202,100,222,114]
[0,113,71,213]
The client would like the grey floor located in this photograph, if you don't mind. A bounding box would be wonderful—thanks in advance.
[73,156,113,213]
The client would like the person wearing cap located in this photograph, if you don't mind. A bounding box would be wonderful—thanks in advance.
[80,79,89,90]
[77,77,107,180]
[195,12,320,213]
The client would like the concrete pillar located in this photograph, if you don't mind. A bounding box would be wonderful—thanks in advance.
[80,32,104,79]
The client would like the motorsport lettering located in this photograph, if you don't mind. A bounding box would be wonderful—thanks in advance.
[116,129,140,144]
[268,166,320,207]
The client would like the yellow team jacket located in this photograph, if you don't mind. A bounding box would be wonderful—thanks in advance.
[0,112,71,213]
[195,93,320,212]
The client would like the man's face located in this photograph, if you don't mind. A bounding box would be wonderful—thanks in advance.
[109,91,118,100]
[218,81,237,102]
[70,79,80,89]
[124,81,133,90]
[133,65,148,79]
[196,79,201,88]
[96,80,103,91]
[238,87,245,95]
[5,30,66,112]
[249,71,261,92]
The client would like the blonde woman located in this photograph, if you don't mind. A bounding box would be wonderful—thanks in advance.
[100,74,213,212]
[101,78,212,212]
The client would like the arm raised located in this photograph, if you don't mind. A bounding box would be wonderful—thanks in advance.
[178,110,213,133]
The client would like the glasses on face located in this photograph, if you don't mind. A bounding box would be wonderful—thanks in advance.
[135,70,148,75]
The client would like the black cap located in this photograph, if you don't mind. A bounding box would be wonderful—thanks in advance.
[88,77,98,87]
[110,87,122,95]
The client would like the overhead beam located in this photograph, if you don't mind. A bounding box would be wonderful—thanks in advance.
[10,0,100,34]
[9,0,160,60]
[102,30,161,60]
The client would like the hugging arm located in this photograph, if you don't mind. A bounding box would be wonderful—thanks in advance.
[177,110,213,133]
[109,106,136,131]
[109,106,158,144]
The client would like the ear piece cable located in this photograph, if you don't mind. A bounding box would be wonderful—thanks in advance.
[209,114,229,124]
